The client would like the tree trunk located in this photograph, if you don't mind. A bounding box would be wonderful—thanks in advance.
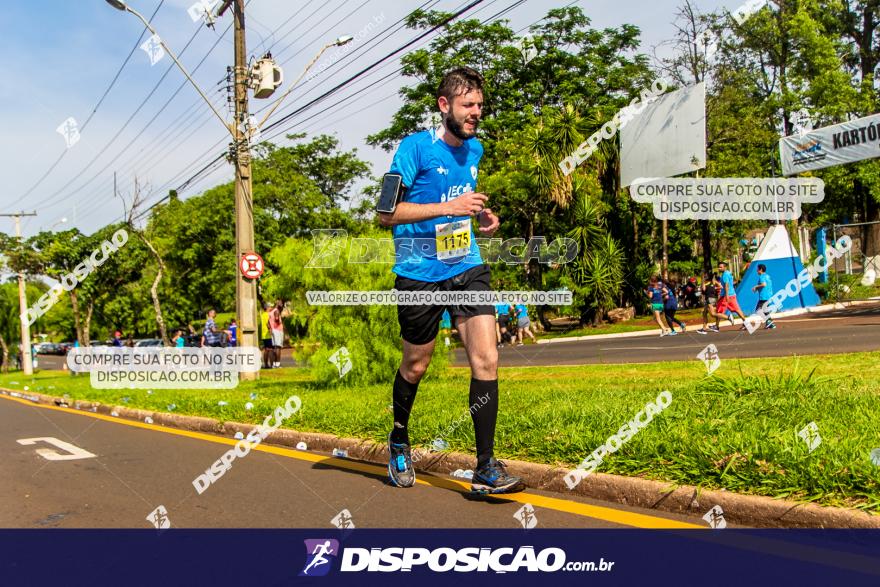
[84,302,93,346]
[70,289,84,344]
[136,232,170,346]
[662,218,669,280]
[0,335,8,373]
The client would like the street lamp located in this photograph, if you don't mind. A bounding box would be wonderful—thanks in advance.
[255,36,353,130]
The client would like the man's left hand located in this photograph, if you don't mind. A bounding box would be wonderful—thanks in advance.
[477,208,499,235]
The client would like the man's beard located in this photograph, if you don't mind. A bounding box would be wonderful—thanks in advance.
[445,112,479,141]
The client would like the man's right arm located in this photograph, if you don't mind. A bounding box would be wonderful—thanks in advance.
[379,194,487,227]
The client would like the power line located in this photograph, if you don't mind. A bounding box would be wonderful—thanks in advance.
[18,0,166,201]
[30,24,207,212]
[36,22,236,214]
[125,0,504,224]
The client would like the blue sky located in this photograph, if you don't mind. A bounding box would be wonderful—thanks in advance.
[1,0,731,236]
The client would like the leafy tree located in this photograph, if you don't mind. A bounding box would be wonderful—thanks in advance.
[263,230,449,386]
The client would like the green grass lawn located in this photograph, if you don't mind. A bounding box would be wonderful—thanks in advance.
[3,351,880,511]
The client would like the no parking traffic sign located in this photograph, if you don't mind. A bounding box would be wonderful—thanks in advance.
[240,252,264,279]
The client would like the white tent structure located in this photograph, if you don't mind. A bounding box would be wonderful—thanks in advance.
[735,224,820,311]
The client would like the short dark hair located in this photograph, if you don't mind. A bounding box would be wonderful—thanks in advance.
[437,67,484,102]
[718,261,727,267]
[757,263,767,272]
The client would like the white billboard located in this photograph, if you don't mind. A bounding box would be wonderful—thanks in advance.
[620,83,706,188]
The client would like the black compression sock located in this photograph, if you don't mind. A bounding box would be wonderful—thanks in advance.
[469,378,499,469]
[390,370,420,445]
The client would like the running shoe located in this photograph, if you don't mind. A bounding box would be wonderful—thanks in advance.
[739,325,748,331]
[668,330,679,336]
[470,458,525,494]
[696,328,708,335]
[708,325,720,332]
[766,323,777,329]
[659,331,667,337]
[387,433,415,488]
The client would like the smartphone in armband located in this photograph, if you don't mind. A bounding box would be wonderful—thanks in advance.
[376,173,405,214]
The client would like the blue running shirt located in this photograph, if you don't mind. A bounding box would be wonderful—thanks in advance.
[389,129,484,282]
[757,273,773,301]
[720,270,735,297]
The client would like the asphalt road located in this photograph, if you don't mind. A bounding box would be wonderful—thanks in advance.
[0,394,705,530]
[472,303,880,367]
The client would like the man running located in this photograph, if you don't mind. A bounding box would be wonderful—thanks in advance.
[752,264,776,329]
[716,261,746,329]
[698,273,724,333]
[378,67,524,495]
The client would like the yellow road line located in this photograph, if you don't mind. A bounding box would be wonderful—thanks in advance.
[1,393,703,529]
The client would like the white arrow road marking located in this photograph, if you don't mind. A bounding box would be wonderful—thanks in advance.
[16,437,96,461]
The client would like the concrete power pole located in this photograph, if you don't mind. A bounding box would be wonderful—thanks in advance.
[227,0,258,379]
[1,211,37,375]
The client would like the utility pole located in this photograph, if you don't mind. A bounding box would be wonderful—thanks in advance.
[106,0,348,381]
[1,211,37,375]
[221,0,258,379]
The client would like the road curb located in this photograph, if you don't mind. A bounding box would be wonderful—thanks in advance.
[3,387,878,529]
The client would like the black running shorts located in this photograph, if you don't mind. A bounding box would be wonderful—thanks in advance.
[395,264,494,345]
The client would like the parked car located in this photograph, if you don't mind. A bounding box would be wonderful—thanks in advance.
[33,342,52,354]
[135,338,163,347]
[34,342,65,355]
[58,342,75,353]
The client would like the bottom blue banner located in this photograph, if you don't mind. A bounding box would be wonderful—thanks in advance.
[2,529,879,585]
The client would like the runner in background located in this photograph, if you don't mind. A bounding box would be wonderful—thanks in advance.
[496,303,514,347]
[662,281,686,334]
[716,261,746,329]
[514,304,536,345]
[751,264,777,330]
[646,277,669,336]
[698,273,723,333]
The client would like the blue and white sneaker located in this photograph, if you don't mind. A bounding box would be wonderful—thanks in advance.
[470,458,525,495]
[388,433,415,488]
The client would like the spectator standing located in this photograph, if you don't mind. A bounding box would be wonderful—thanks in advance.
[268,300,284,368]
[203,309,223,347]
[226,319,238,347]
[260,302,272,368]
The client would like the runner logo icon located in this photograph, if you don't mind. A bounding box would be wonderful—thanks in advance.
[300,539,340,577]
